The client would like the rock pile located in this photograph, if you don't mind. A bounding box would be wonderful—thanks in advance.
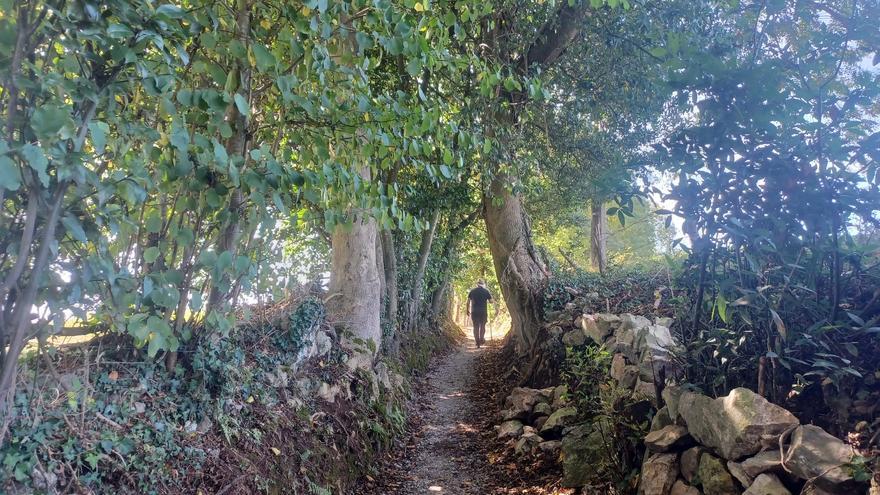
[546,309,680,402]
[642,386,861,495]
[494,385,573,456]
[498,309,867,495]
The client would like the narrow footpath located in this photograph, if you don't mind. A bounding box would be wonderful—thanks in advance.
[365,335,565,495]
[394,342,491,494]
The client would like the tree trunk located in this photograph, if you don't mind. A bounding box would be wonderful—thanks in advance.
[482,176,549,355]
[328,167,382,356]
[428,209,480,320]
[206,0,250,317]
[405,210,440,332]
[381,230,398,321]
[376,232,385,311]
[325,13,383,362]
[380,229,399,356]
[590,196,608,276]
[478,2,588,367]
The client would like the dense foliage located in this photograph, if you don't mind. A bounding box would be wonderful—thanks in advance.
[652,0,880,431]
[1,0,879,489]
[0,0,487,423]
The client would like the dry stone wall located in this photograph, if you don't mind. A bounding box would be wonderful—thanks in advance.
[497,309,869,494]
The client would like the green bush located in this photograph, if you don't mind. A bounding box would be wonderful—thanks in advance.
[562,345,650,494]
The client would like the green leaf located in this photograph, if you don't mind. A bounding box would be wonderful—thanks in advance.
[88,122,110,152]
[216,251,233,273]
[649,47,667,58]
[155,4,186,18]
[145,211,162,233]
[770,309,787,341]
[127,313,150,341]
[198,250,217,266]
[234,255,250,273]
[144,246,161,264]
[205,189,221,208]
[252,44,276,71]
[716,293,728,323]
[147,331,165,358]
[0,156,22,191]
[443,148,454,165]
[190,291,203,311]
[61,215,87,242]
[170,121,189,151]
[107,24,134,38]
[213,139,228,165]
[176,227,194,246]
[234,93,250,117]
[31,106,73,139]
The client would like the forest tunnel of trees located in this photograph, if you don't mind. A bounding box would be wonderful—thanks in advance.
[1,0,879,492]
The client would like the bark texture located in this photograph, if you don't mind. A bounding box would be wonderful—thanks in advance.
[480,2,590,380]
[482,177,549,355]
[328,172,382,354]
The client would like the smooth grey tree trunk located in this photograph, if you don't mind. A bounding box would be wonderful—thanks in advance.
[590,196,608,276]
[328,167,382,358]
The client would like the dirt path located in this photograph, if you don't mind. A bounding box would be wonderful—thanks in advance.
[365,334,563,495]
[394,341,490,494]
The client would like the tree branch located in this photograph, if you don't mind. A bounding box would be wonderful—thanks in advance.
[524,4,590,72]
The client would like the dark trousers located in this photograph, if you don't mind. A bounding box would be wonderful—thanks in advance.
[472,314,487,345]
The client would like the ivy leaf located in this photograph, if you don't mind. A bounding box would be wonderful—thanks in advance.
[147,331,165,358]
[127,314,150,341]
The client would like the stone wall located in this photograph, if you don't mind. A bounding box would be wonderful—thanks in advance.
[496,310,869,495]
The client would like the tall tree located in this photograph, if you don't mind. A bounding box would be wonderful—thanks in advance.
[481,4,590,355]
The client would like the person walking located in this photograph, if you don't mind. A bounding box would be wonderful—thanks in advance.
[467,279,493,348]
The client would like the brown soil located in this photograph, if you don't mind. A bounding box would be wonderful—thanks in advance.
[364,339,573,494]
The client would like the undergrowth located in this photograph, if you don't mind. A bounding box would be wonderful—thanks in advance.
[562,345,650,494]
[543,265,679,317]
[0,297,444,494]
